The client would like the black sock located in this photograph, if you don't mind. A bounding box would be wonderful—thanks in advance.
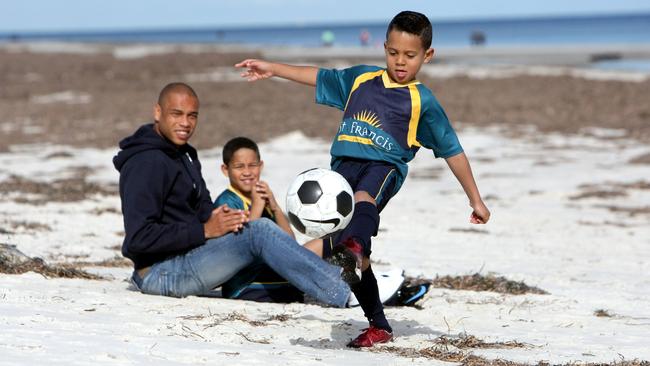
[351,264,392,333]
[339,201,379,253]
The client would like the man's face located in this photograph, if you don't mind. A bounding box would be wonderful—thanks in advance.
[384,30,434,84]
[154,92,199,147]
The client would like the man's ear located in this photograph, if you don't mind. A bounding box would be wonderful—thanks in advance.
[220,163,229,177]
[424,48,435,63]
[259,160,264,172]
[154,103,162,122]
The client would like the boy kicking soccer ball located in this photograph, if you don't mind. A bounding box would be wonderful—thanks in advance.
[235,11,490,347]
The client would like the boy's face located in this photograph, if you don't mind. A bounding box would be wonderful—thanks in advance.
[221,148,263,196]
[384,30,434,84]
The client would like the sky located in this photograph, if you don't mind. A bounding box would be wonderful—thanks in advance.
[2,0,650,33]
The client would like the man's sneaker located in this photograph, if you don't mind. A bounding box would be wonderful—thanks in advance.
[327,238,363,284]
[347,326,393,348]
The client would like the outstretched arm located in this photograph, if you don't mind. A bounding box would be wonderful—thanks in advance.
[445,152,491,224]
[235,59,318,86]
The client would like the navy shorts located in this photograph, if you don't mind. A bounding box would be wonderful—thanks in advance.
[322,158,400,257]
[333,158,400,212]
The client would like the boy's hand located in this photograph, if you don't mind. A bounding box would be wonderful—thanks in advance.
[235,59,274,81]
[251,180,266,206]
[469,201,490,224]
[204,205,249,238]
[255,180,279,211]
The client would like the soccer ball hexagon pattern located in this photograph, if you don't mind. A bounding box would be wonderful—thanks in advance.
[286,168,354,238]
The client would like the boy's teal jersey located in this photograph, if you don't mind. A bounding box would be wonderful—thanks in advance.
[214,186,275,220]
[316,65,463,189]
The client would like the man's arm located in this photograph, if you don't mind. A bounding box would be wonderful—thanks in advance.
[445,152,491,224]
[235,59,318,86]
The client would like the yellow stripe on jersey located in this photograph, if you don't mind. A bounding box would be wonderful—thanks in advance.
[407,84,422,147]
[344,70,384,110]
[337,135,374,145]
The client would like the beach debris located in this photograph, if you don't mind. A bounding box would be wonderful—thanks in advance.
[596,204,650,217]
[420,273,548,295]
[373,343,649,366]
[69,255,131,268]
[433,334,530,349]
[0,243,32,267]
[449,227,490,235]
[594,309,614,317]
[372,344,530,365]
[0,243,105,280]
[629,152,650,165]
[0,172,116,205]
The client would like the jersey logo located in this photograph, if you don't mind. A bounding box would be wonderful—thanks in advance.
[304,217,340,226]
[353,110,381,129]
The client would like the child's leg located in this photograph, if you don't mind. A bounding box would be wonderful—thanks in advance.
[351,263,391,331]
[330,161,399,345]
[338,196,379,261]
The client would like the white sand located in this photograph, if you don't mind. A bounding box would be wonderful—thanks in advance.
[1,126,649,365]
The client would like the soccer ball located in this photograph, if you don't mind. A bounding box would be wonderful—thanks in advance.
[286,168,354,238]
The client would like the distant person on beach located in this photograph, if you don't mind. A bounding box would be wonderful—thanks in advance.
[470,30,486,46]
[235,11,490,347]
[321,30,335,47]
[112,82,350,308]
[213,136,429,306]
[359,29,371,46]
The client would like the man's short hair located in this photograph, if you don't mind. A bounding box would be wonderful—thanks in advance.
[222,137,261,164]
[158,82,198,106]
[386,11,433,49]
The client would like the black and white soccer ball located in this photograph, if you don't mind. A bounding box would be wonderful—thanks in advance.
[286,168,354,238]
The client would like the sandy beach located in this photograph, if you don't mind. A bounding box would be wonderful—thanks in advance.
[1,43,650,365]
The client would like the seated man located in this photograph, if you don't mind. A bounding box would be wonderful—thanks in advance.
[112,82,350,308]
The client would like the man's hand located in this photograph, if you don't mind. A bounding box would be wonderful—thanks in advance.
[235,59,274,81]
[204,205,249,239]
[469,200,490,224]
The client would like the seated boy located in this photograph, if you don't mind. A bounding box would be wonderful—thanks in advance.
[215,137,429,306]
[214,137,303,303]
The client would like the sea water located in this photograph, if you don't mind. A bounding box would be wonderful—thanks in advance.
[2,12,650,70]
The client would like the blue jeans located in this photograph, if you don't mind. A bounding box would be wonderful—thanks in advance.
[132,218,350,307]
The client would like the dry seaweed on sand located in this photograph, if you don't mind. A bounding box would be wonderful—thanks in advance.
[0,243,105,280]
[372,344,531,365]
[594,309,614,317]
[428,273,548,295]
[433,334,530,349]
[68,255,132,268]
[0,174,116,204]
[374,344,649,366]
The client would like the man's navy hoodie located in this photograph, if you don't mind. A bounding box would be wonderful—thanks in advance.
[113,124,213,270]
